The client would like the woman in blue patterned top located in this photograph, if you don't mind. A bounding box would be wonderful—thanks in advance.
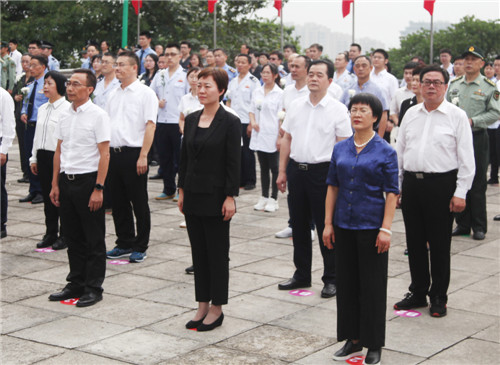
[323,93,399,365]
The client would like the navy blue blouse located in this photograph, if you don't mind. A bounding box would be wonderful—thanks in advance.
[326,134,399,230]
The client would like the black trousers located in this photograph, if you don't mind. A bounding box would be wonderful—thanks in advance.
[456,130,488,233]
[15,118,28,176]
[1,155,7,230]
[24,123,42,194]
[257,151,279,199]
[335,227,387,349]
[288,161,335,285]
[402,170,457,302]
[185,214,230,305]
[59,173,106,294]
[37,150,61,238]
[108,147,150,252]
[240,123,256,186]
[156,123,181,196]
[488,126,499,182]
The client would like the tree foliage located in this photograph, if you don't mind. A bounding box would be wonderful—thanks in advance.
[388,16,499,78]
[1,0,298,67]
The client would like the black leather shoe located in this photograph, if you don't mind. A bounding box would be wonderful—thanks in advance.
[197,313,224,332]
[19,193,35,203]
[452,226,470,236]
[36,235,57,248]
[185,265,194,274]
[17,176,29,183]
[31,193,44,204]
[364,348,381,365]
[494,215,500,221]
[76,292,103,307]
[394,292,427,310]
[1,229,7,239]
[149,173,162,180]
[244,184,256,191]
[48,287,83,301]
[472,231,485,240]
[52,237,67,250]
[278,278,311,290]
[333,340,363,361]
[185,315,206,329]
[321,283,337,298]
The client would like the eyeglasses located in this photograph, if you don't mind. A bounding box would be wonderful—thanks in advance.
[164,53,179,57]
[101,60,114,65]
[422,80,445,87]
[65,81,88,88]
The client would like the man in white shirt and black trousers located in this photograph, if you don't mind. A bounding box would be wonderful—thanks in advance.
[105,51,158,263]
[394,65,475,318]
[277,60,352,298]
[48,69,111,307]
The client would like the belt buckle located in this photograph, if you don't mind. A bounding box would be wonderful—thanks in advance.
[67,174,75,181]
[416,173,424,179]
[113,147,122,153]
[298,163,308,171]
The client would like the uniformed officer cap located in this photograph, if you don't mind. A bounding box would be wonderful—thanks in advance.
[462,45,484,60]
[41,41,54,49]
[0,41,8,48]
[200,44,209,50]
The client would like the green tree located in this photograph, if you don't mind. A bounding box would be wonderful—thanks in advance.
[1,0,298,68]
[388,16,499,79]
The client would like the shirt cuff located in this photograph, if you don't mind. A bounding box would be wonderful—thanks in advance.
[453,187,468,200]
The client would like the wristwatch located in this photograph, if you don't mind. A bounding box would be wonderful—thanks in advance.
[95,184,104,191]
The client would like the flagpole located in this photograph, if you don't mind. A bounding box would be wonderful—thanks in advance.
[352,1,355,44]
[122,0,129,48]
[213,3,217,48]
[280,6,284,52]
[137,10,140,46]
[429,14,434,63]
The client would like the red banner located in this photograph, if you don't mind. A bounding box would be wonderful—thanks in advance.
[342,0,354,18]
[274,0,282,16]
[424,0,436,15]
[208,0,218,14]
[131,0,142,16]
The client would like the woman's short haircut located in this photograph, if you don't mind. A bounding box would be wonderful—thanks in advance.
[44,71,67,96]
[348,93,384,125]
[198,67,228,101]
[187,66,201,78]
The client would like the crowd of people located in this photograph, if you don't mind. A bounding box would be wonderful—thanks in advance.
[1,31,500,365]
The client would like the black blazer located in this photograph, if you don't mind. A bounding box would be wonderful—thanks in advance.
[178,105,241,216]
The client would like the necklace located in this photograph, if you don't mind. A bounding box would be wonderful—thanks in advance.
[354,131,376,148]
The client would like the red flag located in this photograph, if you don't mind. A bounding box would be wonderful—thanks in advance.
[424,0,436,15]
[208,0,218,13]
[131,0,142,16]
[342,0,354,18]
[274,0,282,16]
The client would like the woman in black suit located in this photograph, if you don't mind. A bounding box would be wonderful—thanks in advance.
[178,67,241,332]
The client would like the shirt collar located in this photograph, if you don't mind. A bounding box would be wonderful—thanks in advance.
[307,93,331,108]
[49,97,67,109]
[72,99,93,113]
[122,79,141,92]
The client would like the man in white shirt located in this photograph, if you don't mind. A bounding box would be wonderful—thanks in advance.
[227,54,260,190]
[370,49,399,107]
[277,60,352,298]
[0,87,16,238]
[93,53,120,110]
[48,69,111,307]
[333,52,356,92]
[394,65,475,318]
[389,62,417,126]
[439,48,454,77]
[8,39,22,76]
[150,43,189,200]
[105,51,158,263]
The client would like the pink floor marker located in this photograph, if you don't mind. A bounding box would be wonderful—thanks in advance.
[394,309,422,318]
[108,260,129,265]
[346,355,365,364]
[35,248,55,253]
[60,298,79,305]
[288,289,314,297]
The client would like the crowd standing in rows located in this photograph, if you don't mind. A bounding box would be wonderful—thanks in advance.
[1,32,500,365]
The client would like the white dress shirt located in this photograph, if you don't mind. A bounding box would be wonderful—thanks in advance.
[390,87,414,116]
[396,100,475,199]
[55,100,111,174]
[105,79,159,148]
[0,88,16,154]
[227,72,260,124]
[282,94,352,164]
[178,92,202,116]
[30,98,70,164]
[93,77,120,110]
[150,67,189,124]
[283,83,309,112]
[370,69,399,105]
[327,81,343,100]
[10,49,22,76]
[249,84,283,153]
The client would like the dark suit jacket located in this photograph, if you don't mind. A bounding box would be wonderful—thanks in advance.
[178,105,241,216]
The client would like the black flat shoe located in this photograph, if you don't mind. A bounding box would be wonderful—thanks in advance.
[17,176,29,183]
[472,231,485,240]
[36,235,57,248]
[197,313,224,332]
[48,287,83,301]
[76,292,103,307]
[278,278,311,290]
[52,237,67,250]
[321,283,337,298]
[185,315,206,329]
[333,339,363,361]
[363,348,381,365]
[19,193,35,203]
[31,193,44,204]
[451,226,470,236]
[185,265,194,274]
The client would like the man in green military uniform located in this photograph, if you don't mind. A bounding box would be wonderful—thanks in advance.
[447,45,500,240]
[1,42,16,93]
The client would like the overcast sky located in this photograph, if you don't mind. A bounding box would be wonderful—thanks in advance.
[255,0,500,49]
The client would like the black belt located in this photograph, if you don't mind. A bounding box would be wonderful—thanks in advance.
[290,160,330,171]
[61,172,97,181]
[404,169,457,180]
[110,146,141,153]
[27,121,36,127]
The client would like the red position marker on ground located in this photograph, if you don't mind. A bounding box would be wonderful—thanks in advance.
[346,355,365,364]
[60,298,79,305]
[108,260,129,265]
[394,309,422,318]
[289,289,314,297]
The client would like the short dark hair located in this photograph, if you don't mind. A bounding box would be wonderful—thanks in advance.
[44,71,67,96]
[284,44,297,52]
[241,43,250,50]
[296,55,311,69]
[236,54,251,64]
[420,64,450,84]
[439,48,452,56]
[261,63,281,86]
[198,67,229,102]
[350,43,361,52]
[165,43,181,51]
[139,31,152,39]
[31,55,48,68]
[213,48,227,55]
[453,56,464,62]
[338,52,349,62]
[29,40,41,47]
[354,55,372,66]
[102,52,117,60]
[372,48,389,60]
[117,50,140,68]
[180,40,191,48]
[308,59,334,79]
[412,66,424,76]
[187,66,201,78]
[309,43,323,52]
[403,62,418,70]
[348,93,384,126]
[73,68,97,90]
[270,51,284,61]
[495,55,500,61]
[91,54,102,63]
[259,52,269,60]
[9,39,18,44]
[484,61,494,68]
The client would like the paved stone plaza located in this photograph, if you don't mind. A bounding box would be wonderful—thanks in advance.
[1,140,499,365]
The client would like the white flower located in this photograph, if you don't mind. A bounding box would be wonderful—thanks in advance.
[21,87,29,95]
[280,78,287,87]
[452,97,459,106]
[140,79,146,84]
[277,110,286,120]
[348,89,356,99]
[256,98,263,111]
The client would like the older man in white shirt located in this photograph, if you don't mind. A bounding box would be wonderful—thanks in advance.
[93,53,120,110]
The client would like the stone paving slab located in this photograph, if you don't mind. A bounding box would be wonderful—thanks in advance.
[36,350,131,365]
[420,338,500,364]
[1,303,66,334]
[1,336,66,365]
